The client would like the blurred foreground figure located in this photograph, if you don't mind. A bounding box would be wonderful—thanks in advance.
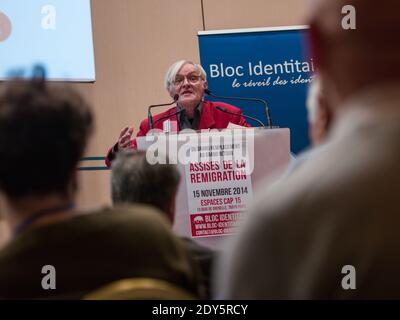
[220,0,400,299]
[306,75,332,146]
[0,78,197,299]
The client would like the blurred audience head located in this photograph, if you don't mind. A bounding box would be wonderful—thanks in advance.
[308,0,400,108]
[306,75,332,146]
[0,76,93,204]
[111,151,180,223]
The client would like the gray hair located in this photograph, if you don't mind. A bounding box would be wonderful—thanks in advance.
[164,60,207,92]
[306,75,321,123]
[111,150,181,216]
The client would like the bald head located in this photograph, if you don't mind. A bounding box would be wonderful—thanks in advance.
[309,0,400,105]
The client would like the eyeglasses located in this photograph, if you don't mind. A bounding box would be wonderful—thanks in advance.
[173,74,202,86]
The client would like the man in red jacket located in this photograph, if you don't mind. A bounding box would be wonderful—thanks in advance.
[105,60,250,167]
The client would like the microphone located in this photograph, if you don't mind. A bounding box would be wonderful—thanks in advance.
[215,105,266,128]
[148,94,179,129]
[205,89,273,128]
[154,108,184,125]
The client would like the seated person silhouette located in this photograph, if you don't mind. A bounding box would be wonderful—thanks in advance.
[0,76,198,299]
[111,150,215,298]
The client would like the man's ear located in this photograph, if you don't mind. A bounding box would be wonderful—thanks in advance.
[319,96,332,132]
[167,193,177,224]
[309,22,323,71]
[0,192,6,220]
[168,88,176,99]
[203,80,208,91]
[67,170,78,198]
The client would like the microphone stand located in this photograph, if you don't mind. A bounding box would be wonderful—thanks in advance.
[205,89,273,128]
[154,109,184,125]
[215,106,266,128]
[148,94,179,129]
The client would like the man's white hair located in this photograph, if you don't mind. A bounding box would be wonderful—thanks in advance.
[164,60,207,92]
[306,75,321,123]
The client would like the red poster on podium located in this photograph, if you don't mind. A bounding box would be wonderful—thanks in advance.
[185,141,253,238]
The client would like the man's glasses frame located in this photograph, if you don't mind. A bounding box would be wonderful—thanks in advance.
[173,74,203,87]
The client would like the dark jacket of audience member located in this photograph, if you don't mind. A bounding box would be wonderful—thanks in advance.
[0,205,198,299]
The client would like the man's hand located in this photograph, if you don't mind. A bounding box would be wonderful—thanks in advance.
[117,126,134,150]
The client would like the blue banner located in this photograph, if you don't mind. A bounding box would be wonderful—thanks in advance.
[0,0,95,81]
[198,27,313,153]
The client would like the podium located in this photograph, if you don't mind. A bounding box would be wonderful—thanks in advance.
[137,128,290,250]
